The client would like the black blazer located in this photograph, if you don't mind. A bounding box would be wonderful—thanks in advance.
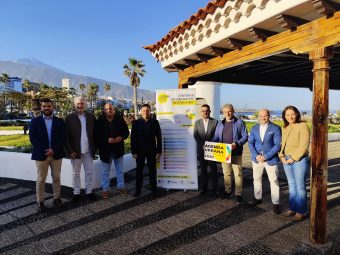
[96,114,130,163]
[194,117,219,158]
[29,115,66,161]
[131,118,162,155]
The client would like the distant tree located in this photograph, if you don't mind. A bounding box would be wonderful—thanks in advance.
[87,83,99,111]
[22,79,32,93]
[79,83,86,96]
[123,58,146,116]
[0,73,10,115]
[104,83,111,102]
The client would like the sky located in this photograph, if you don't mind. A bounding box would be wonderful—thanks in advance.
[1,0,340,111]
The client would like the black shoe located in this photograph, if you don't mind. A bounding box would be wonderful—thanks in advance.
[86,193,97,201]
[236,195,244,204]
[250,197,262,206]
[53,198,63,207]
[200,189,207,196]
[37,202,46,212]
[220,191,232,199]
[133,191,141,197]
[72,194,81,203]
[273,204,281,214]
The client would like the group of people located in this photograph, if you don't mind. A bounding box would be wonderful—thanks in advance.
[29,97,161,212]
[30,96,310,221]
[194,104,310,221]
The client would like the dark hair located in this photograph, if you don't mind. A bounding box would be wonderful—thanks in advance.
[40,98,53,104]
[282,105,301,128]
[141,104,151,109]
[201,104,210,111]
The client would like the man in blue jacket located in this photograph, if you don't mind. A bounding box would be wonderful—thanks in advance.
[248,109,281,214]
[29,98,66,212]
[213,104,248,203]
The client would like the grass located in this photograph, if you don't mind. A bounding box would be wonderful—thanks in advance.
[0,134,31,147]
[0,126,24,130]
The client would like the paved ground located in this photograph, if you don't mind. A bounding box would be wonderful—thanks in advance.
[1,142,340,254]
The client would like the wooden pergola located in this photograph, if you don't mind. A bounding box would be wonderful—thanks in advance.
[145,0,340,244]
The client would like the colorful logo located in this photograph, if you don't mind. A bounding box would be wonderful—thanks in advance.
[158,93,169,104]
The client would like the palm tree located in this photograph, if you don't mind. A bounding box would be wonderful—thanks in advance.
[123,58,146,117]
[104,83,111,102]
[0,73,10,115]
[22,79,32,93]
[87,83,99,111]
[79,83,85,96]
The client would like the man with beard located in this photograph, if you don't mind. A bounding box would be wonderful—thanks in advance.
[29,98,66,212]
[65,97,96,202]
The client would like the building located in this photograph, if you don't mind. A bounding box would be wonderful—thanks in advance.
[62,78,70,89]
[0,77,22,92]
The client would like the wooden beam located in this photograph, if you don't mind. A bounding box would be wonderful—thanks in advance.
[276,14,309,30]
[207,46,229,57]
[183,59,201,66]
[225,38,251,50]
[193,53,214,62]
[313,0,340,17]
[249,27,278,41]
[309,47,333,245]
[179,12,340,85]
[173,64,188,71]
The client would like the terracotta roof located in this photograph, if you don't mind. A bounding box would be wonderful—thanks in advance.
[143,0,227,53]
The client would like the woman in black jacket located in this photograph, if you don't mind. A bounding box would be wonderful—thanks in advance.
[96,104,130,198]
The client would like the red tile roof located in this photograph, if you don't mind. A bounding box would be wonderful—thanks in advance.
[144,0,228,53]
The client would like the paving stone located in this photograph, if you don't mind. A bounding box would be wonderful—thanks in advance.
[1,194,37,211]
[1,241,47,255]
[58,206,93,223]
[0,226,34,249]
[27,215,66,235]
[261,232,300,254]
[0,213,16,226]
[91,235,140,255]
[153,215,192,235]
[131,225,167,247]
[0,187,31,200]
[8,203,39,218]
[41,228,86,253]
[0,183,17,190]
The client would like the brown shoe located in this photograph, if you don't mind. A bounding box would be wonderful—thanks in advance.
[293,213,306,221]
[283,210,295,217]
[102,191,109,199]
[117,188,128,195]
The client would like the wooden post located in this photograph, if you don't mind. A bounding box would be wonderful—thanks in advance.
[309,47,333,244]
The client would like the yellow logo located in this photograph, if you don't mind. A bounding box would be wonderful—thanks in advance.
[158,93,168,104]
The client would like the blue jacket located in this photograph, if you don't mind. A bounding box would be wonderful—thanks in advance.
[248,122,281,165]
[213,117,248,155]
[29,115,66,161]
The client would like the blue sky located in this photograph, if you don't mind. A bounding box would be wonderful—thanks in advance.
[1,0,340,111]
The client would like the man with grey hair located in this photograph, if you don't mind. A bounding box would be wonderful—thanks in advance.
[213,103,248,203]
[248,109,281,214]
[65,96,96,202]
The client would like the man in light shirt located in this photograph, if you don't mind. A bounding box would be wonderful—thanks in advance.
[194,104,219,196]
[248,109,282,214]
[65,97,96,202]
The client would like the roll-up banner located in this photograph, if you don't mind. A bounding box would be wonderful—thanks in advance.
[156,89,198,190]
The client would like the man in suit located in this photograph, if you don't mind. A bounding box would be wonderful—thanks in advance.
[194,104,219,196]
[65,97,96,202]
[248,109,282,214]
[29,98,66,212]
[131,104,162,197]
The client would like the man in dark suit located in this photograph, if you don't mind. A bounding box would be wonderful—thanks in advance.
[29,98,66,212]
[194,104,219,196]
[131,104,162,197]
[248,109,282,214]
[65,97,96,202]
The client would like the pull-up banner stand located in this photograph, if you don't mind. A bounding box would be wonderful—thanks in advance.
[156,89,198,190]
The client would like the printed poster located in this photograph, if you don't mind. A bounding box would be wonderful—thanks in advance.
[204,141,232,163]
[156,89,198,190]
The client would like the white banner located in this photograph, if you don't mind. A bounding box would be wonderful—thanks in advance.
[156,89,198,190]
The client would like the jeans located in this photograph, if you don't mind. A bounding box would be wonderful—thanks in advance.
[101,154,124,191]
[283,156,309,214]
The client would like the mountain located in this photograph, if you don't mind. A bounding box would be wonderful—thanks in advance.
[0,58,154,100]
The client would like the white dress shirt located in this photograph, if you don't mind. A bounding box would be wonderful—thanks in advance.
[259,123,269,142]
[78,113,89,153]
[203,118,209,134]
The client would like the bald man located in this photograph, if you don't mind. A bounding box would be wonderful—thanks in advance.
[248,109,282,214]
